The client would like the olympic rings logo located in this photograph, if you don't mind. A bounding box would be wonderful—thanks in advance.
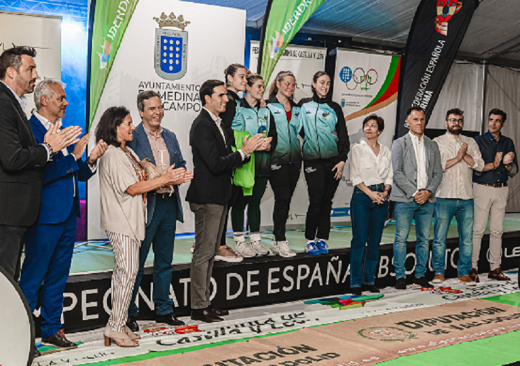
[339,66,378,91]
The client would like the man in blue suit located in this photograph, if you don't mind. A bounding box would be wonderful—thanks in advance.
[126,91,192,331]
[19,79,107,350]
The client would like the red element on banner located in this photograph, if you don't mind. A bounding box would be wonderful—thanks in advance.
[176,325,199,334]
[144,326,169,333]
[365,57,401,111]
[435,0,463,36]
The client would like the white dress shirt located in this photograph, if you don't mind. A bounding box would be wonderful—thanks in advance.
[409,132,427,191]
[203,107,246,160]
[350,139,393,186]
[33,111,96,196]
[434,132,484,199]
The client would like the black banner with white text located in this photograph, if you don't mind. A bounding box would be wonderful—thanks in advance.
[31,231,520,336]
[396,0,479,137]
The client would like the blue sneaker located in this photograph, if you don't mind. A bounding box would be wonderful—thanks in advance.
[305,242,320,255]
[316,240,329,254]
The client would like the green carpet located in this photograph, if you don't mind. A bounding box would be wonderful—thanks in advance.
[377,291,520,366]
[377,330,520,366]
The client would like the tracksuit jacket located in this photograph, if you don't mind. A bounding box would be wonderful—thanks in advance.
[298,94,349,163]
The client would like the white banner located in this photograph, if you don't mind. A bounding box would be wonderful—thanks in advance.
[249,42,327,227]
[0,11,61,116]
[332,49,400,220]
[87,0,246,238]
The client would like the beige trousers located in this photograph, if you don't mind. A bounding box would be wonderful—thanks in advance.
[472,183,509,271]
[106,231,140,333]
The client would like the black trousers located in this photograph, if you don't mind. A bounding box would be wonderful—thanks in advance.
[0,225,29,280]
[303,159,340,241]
[219,185,242,247]
[269,163,301,241]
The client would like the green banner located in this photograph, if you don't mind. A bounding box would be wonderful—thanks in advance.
[258,0,326,85]
[88,0,139,127]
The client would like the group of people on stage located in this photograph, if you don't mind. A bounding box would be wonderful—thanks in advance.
[350,106,517,297]
[0,46,517,355]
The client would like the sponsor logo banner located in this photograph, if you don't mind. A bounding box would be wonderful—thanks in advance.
[395,0,479,137]
[89,0,139,126]
[257,0,325,85]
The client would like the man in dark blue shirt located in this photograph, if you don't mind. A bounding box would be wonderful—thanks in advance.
[471,108,517,282]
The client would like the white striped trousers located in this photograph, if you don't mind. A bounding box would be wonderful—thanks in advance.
[106,231,140,333]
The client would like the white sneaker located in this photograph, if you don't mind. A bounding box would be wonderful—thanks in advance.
[271,240,296,258]
[250,240,269,256]
[234,242,256,258]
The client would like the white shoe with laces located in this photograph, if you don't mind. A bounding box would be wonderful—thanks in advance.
[234,241,256,258]
[271,240,296,258]
[250,240,269,256]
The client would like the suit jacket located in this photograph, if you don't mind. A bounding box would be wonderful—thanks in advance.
[28,114,95,224]
[390,133,443,203]
[186,109,246,205]
[127,123,185,225]
[0,82,48,226]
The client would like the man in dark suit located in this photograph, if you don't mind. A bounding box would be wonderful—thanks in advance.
[186,80,262,322]
[126,91,193,331]
[0,46,81,280]
[18,79,107,352]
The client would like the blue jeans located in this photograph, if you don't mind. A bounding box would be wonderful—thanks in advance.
[129,196,177,317]
[433,198,473,277]
[393,201,434,279]
[350,185,388,288]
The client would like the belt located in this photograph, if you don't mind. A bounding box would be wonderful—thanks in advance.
[475,181,507,188]
[155,192,176,198]
[367,183,385,191]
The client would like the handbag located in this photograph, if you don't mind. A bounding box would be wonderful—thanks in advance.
[140,158,174,196]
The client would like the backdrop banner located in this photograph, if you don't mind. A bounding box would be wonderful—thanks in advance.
[88,0,139,127]
[257,0,325,86]
[396,0,479,137]
[87,0,246,239]
[332,49,400,220]
[249,41,326,227]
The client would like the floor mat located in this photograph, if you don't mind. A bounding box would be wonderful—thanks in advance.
[32,276,519,366]
[110,299,520,366]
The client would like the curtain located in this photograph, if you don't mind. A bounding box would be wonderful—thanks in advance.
[485,65,520,212]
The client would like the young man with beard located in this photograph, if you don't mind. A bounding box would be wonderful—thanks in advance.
[471,108,517,282]
[432,108,484,286]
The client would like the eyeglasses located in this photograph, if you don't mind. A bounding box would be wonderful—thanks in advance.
[448,118,464,124]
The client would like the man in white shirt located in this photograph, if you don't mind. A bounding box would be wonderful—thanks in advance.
[432,108,484,286]
[390,107,443,290]
[18,79,107,354]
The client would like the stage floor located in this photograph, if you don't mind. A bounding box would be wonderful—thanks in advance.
[65,213,520,274]
[32,271,520,365]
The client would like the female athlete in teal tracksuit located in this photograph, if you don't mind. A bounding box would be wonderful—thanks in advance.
[267,70,301,258]
[298,71,349,255]
[231,73,277,257]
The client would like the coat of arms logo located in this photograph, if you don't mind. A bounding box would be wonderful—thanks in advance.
[154,12,190,80]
